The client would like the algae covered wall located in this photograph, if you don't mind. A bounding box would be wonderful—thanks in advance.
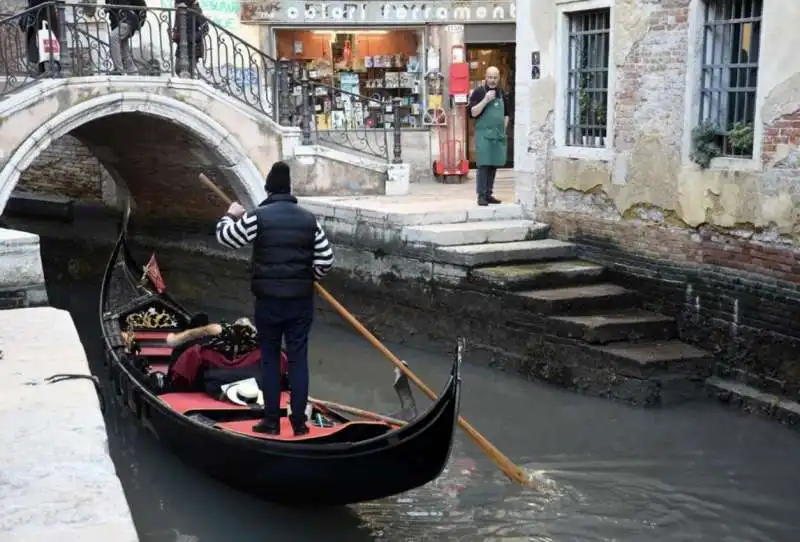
[514,0,800,391]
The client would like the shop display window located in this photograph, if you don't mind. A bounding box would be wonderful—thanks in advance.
[276,28,425,130]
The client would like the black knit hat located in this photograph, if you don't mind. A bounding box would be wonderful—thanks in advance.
[265,161,291,194]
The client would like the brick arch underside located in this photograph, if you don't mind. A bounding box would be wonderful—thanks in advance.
[17,113,244,227]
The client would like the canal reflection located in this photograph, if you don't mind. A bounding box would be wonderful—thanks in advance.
[53,284,799,542]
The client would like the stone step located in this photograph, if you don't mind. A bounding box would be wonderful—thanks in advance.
[403,220,549,246]
[514,283,639,314]
[435,239,576,267]
[548,309,676,344]
[471,259,605,290]
[300,198,526,226]
[590,340,713,370]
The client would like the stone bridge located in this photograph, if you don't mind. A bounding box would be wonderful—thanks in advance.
[0,76,405,227]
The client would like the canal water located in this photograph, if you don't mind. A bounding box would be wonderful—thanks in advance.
[51,283,799,542]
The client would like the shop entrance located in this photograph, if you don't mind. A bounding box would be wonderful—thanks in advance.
[465,43,515,168]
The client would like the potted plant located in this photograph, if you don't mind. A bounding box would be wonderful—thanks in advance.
[690,120,722,169]
[728,122,754,157]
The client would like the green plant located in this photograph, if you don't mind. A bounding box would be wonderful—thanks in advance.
[690,120,722,169]
[578,89,590,123]
[596,102,607,126]
[728,122,754,154]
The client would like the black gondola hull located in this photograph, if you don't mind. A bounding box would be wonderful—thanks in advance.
[99,209,462,506]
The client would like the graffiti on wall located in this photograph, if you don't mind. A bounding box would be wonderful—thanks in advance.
[157,0,240,30]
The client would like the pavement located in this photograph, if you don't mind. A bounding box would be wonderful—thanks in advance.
[301,170,518,213]
[0,307,138,542]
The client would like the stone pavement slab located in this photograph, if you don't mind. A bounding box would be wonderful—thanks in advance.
[0,307,138,542]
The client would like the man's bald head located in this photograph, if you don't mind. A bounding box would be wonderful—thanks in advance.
[485,66,500,88]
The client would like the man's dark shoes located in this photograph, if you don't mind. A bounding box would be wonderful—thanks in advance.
[290,418,310,436]
[252,418,280,435]
[487,196,502,204]
[477,197,489,206]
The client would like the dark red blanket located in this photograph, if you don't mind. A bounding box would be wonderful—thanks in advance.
[170,345,288,387]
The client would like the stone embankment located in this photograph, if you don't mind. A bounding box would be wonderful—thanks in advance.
[0,305,138,542]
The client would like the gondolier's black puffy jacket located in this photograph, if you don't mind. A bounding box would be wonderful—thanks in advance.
[250,194,317,299]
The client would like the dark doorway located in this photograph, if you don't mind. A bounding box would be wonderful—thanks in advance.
[466,43,515,169]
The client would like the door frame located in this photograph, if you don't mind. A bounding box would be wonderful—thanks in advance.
[465,42,516,169]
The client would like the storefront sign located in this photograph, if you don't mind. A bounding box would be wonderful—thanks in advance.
[240,1,516,24]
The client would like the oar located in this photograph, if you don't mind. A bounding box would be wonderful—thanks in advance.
[315,288,534,486]
[197,173,535,487]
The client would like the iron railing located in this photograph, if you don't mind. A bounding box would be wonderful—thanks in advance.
[311,82,390,161]
[699,0,762,158]
[275,61,398,162]
[0,3,61,95]
[1,2,278,119]
[565,7,611,149]
[0,2,401,162]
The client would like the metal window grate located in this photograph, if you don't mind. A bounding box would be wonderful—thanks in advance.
[699,0,763,157]
[565,8,611,148]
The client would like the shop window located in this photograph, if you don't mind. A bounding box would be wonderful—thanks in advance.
[697,0,762,158]
[276,29,425,130]
[564,8,610,148]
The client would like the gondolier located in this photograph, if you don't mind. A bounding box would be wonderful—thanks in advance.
[468,66,511,206]
[215,161,335,437]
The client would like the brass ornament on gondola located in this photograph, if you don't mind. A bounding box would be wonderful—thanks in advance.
[125,306,179,329]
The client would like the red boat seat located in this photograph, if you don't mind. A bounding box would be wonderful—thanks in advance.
[139,346,173,357]
[160,391,290,414]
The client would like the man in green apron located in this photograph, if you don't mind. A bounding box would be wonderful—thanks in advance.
[468,66,511,206]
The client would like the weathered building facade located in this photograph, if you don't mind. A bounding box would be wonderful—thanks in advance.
[514,0,800,393]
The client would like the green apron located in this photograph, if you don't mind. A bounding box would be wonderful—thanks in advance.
[474,94,507,167]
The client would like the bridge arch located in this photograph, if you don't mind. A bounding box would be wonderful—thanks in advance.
[0,88,269,220]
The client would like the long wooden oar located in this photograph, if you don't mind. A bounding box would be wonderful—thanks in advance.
[197,173,535,487]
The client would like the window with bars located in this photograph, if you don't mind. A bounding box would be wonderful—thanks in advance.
[565,8,611,148]
[698,0,762,158]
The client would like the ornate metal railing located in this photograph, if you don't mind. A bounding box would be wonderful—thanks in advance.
[0,2,401,162]
[1,2,277,119]
[276,64,400,163]
[0,3,61,95]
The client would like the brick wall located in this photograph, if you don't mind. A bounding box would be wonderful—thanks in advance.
[763,110,800,166]
[16,136,105,201]
[532,0,800,396]
[614,0,690,153]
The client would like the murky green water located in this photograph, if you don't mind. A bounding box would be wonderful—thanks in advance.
[52,283,800,542]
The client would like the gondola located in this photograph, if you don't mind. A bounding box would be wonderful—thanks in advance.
[98,203,462,506]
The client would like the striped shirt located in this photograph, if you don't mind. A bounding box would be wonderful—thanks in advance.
[215,212,334,280]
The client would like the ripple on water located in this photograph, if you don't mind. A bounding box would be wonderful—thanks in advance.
[352,445,796,542]
[353,442,585,541]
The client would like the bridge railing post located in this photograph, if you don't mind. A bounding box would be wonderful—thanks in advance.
[278,58,291,126]
[176,3,190,77]
[55,0,71,76]
[300,69,312,145]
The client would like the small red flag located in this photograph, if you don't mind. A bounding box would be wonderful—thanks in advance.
[144,253,166,294]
